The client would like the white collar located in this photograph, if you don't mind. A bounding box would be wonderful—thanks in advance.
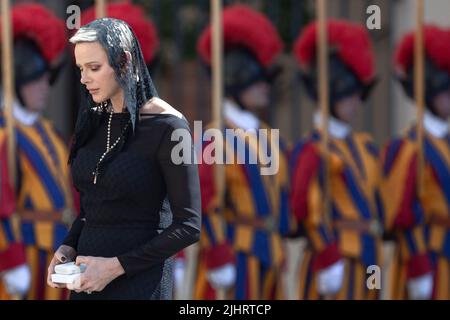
[1,91,38,126]
[224,99,260,130]
[314,111,352,139]
[423,110,449,138]
[12,101,40,126]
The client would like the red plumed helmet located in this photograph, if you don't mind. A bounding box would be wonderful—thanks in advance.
[293,19,375,84]
[394,25,450,75]
[394,25,450,106]
[81,1,159,65]
[197,4,283,67]
[0,3,66,64]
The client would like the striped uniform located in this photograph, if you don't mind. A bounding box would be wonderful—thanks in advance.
[195,121,294,300]
[291,130,383,300]
[0,124,27,299]
[382,127,450,299]
[0,116,73,300]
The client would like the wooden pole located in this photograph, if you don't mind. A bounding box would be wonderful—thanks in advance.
[211,0,226,301]
[415,0,425,198]
[211,0,224,138]
[1,0,15,192]
[317,0,335,301]
[1,0,21,300]
[95,0,106,19]
[317,0,331,228]
[181,0,226,301]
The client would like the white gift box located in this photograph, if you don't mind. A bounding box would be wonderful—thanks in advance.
[51,262,87,284]
[51,273,81,285]
[54,262,86,275]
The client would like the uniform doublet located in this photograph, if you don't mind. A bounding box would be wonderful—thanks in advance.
[290,129,383,300]
[0,115,72,300]
[196,118,293,300]
[382,126,450,299]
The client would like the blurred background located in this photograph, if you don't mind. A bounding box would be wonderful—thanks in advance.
[2,0,449,301]
[13,0,450,148]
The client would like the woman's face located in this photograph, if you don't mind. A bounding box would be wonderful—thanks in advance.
[334,93,362,124]
[74,41,122,104]
[432,89,450,120]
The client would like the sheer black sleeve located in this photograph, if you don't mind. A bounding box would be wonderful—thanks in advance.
[117,117,201,277]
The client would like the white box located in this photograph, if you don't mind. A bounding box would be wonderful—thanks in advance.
[54,262,86,275]
[51,273,81,285]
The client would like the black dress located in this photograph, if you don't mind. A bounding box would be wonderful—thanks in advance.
[64,112,201,300]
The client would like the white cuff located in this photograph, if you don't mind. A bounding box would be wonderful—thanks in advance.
[317,260,345,296]
[3,264,31,296]
[408,273,433,300]
[207,263,236,289]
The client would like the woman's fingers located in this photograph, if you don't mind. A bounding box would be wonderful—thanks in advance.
[47,257,66,289]
[54,250,68,263]
[47,246,78,290]
[75,255,90,266]
[47,257,57,286]
[54,245,77,263]
[69,274,89,293]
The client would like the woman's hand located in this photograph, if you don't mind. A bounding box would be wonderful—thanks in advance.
[47,245,77,289]
[68,256,125,294]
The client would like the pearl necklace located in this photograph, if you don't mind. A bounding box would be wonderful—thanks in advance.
[92,108,129,184]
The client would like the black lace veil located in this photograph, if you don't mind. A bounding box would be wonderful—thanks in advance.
[68,18,158,164]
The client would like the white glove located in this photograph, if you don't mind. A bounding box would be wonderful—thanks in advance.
[207,263,236,290]
[407,273,433,300]
[2,264,31,297]
[317,260,344,297]
[173,258,185,291]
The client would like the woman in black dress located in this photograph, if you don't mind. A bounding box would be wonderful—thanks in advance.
[46,18,201,299]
